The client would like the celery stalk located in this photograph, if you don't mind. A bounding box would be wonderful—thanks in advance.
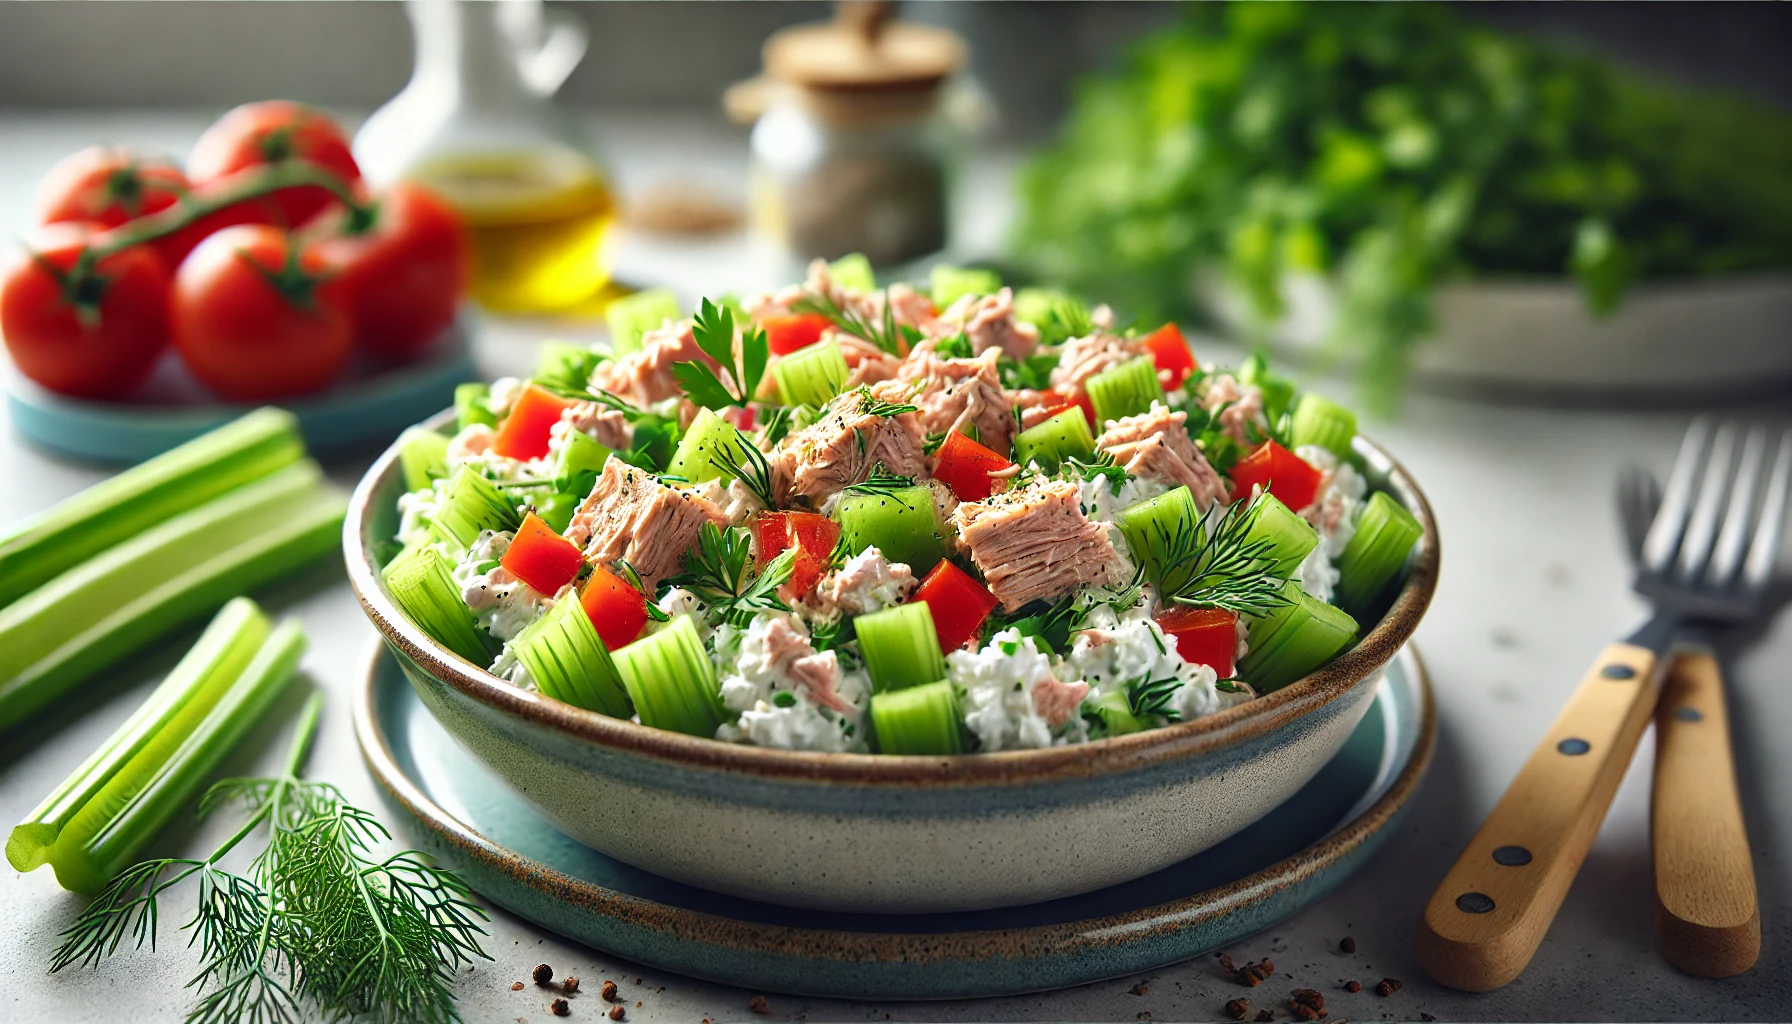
[0,466,342,730]
[828,253,876,292]
[869,680,963,754]
[0,407,303,610]
[48,617,305,893]
[5,599,268,873]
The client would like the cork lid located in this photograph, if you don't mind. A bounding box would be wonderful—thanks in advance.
[763,1,965,94]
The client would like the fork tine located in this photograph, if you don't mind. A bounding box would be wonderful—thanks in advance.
[1678,422,1738,582]
[1616,465,1658,560]
[1708,425,1767,586]
[1742,428,1792,592]
[1644,418,1709,575]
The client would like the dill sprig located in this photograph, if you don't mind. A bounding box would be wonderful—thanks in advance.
[50,695,489,1024]
[672,298,769,412]
[791,289,916,357]
[839,462,916,500]
[615,559,671,622]
[1126,674,1184,721]
[1155,496,1292,617]
[708,434,778,509]
[665,523,796,627]
[850,385,919,419]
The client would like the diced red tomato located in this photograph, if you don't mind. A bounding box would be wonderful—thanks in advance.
[1229,440,1321,512]
[500,512,585,596]
[933,430,1013,501]
[1157,606,1238,678]
[762,313,833,356]
[490,382,573,461]
[579,563,649,650]
[910,560,999,653]
[754,511,840,597]
[1040,388,1097,433]
[1139,322,1197,389]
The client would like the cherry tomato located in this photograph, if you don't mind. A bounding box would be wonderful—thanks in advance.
[761,313,832,356]
[171,224,352,402]
[0,222,171,400]
[309,182,469,358]
[1139,322,1197,390]
[35,147,188,229]
[754,511,839,597]
[188,101,361,227]
[490,383,574,461]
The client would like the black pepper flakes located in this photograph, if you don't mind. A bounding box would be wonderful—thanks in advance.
[749,994,771,1014]
[601,980,619,1002]
[1225,997,1250,1020]
[534,964,555,986]
[552,998,571,1017]
[1373,978,1403,997]
[1339,937,1356,954]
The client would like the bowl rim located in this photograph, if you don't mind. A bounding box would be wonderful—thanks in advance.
[344,411,1439,787]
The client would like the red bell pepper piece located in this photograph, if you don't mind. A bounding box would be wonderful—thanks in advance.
[500,512,585,596]
[1040,388,1098,433]
[910,560,999,653]
[1229,440,1321,512]
[490,382,573,461]
[761,313,833,356]
[1139,322,1197,389]
[1156,606,1238,678]
[754,511,840,597]
[579,563,649,650]
[933,430,1014,501]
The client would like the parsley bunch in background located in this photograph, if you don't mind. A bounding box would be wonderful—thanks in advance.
[1012,1,1792,409]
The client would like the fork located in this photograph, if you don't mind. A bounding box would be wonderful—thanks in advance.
[1416,419,1791,992]
[1620,426,1785,978]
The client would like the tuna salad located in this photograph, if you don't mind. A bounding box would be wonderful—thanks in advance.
[381,258,1424,755]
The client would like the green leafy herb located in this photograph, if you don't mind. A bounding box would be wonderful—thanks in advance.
[1007,568,1146,653]
[1126,674,1184,721]
[1064,453,1130,490]
[708,433,778,509]
[614,559,671,622]
[665,524,796,627]
[997,352,1063,392]
[671,298,769,412]
[850,386,919,420]
[792,289,910,357]
[1154,497,1293,617]
[839,463,918,501]
[50,695,488,1024]
[934,333,974,359]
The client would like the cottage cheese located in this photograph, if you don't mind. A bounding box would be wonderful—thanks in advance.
[1062,616,1235,723]
[453,530,551,641]
[714,613,870,753]
[949,629,1082,751]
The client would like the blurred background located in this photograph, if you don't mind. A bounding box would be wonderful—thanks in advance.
[2,0,1790,417]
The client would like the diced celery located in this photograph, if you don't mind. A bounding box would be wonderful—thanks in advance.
[1243,494,1321,579]
[828,253,876,292]
[49,617,304,893]
[1012,287,1077,327]
[1082,690,1146,737]
[511,597,631,717]
[0,407,303,610]
[834,486,948,575]
[398,427,450,492]
[1012,408,1096,471]
[430,465,523,550]
[666,407,750,486]
[554,430,612,497]
[383,545,491,666]
[1335,491,1423,617]
[854,602,947,694]
[1288,394,1357,459]
[6,598,268,873]
[605,288,681,355]
[1238,582,1357,692]
[534,340,603,393]
[930,265,1002,309]
[536,492,581,535]
[455,382,497,431]
[771,337,849,407]
[1238,352,1295,423]
[0,463,341,731]
[613,616,724,737]
[870,680,962,755]
[1086,356,1166,428]
[1114,486,1199,588]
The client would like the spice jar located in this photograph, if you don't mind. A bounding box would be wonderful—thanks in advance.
[729,2,969,268]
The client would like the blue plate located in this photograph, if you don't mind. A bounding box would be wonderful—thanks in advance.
[354,640,1435,1000]
[5,318,476,463]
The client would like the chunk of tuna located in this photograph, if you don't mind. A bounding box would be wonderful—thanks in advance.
[1050,331,1144,391]
[557,400,634,450]
[899,342,1016,455]
[1097,406,1230,509]
[589,318,720,407]
[1031,675,1091,729]
[935,287,1038,360]
[565,457,727,587]
[953,478,1126,612]
[1200,373,1268,446]
[768,388,930,508]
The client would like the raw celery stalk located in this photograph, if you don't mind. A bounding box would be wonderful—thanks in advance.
[834,486,948,574]
[1012,408,1096,471]
[605,288,681,355]
[666,408,751,486]
[1114,486,1198,588]
[1334,491,1423,616]
[511,597,631,717]
[6,598,268,873]
[855,602,947,694]
[455,382,496,430]
[1085,356,1165,427]
[1287,394,1357,459]
[553,430,612,498]
[0,407,303,610]
[397,426,450,492]
[1238,582,1358,692]
[1082,690,1146,737]
[0,463,341,731]
[771,338,849,407]
[383,545,491,666]
[48,617,305,893]
[430,465,523,550]
[869,681,963,754]
[613,616,723,737]
[930,265,1002,309]
[1242,494,1321,579]
[828,253,876,292]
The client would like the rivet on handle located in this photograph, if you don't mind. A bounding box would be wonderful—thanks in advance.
[1492,845,1533,866]
[1456,892,1496,914]
[1673,706,1703,722]
[1601,664,1637,680]
[1557,738,1591,755]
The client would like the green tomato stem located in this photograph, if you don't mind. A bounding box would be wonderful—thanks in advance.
[89,162,368,260]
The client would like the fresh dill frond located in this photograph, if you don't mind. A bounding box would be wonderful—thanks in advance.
[666,523,795,626]
[614,559,671,621]
[708,433,778,509]
[850,385,919,419]
[1126,674,1184,721]
[839,462,916,500]
[672,298,769,412]
[791,289,909,357]
[1154,496,1292,617]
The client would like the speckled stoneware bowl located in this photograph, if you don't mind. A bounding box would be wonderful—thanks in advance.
[344,411,1439,914]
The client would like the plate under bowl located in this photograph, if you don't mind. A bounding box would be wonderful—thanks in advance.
[356,638,1435,1000]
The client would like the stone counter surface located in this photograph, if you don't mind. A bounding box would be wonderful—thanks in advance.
[1,112,1786,1023]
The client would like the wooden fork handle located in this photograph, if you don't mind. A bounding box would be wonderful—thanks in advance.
[1417,642,1660,991]
[1652,650,1760,978]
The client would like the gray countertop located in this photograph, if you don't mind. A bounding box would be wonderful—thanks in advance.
[1,110,1787,1023]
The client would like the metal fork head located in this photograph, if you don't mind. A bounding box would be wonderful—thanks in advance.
[1629,418,1792,622]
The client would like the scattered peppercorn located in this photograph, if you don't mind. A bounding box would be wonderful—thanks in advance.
[1231,958,1277,987]
[1289,989,1327,1020]
[601,980,619,1002]
[1374,978,1403,997]
[749,995,771,1015]
[1132,982,1150,996]
[609,1006,626,1021]
[1255,1011,1274,1022]
[1225,997,1250,1020]
[1339,937,1356,954]
[1344,981,1362,994]
[512,982,525,991]
[534,964,555,986]
[552,998,571,1017]
[564,977,581,994]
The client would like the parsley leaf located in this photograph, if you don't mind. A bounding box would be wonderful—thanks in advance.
[672,298,769,412]
[665,523,795,627]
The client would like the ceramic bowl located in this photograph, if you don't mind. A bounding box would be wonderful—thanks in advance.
[344,413,1439,914]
